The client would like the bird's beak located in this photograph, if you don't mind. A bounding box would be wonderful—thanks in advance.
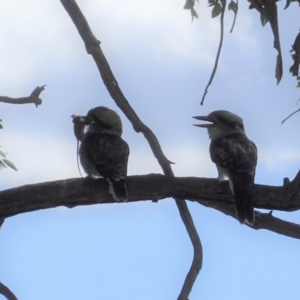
[71,115,92,125]
[193,115,214,128]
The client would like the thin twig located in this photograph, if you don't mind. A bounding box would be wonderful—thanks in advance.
[229,0,238,33]
[60,1,202,299]
[281,108,300,124]
[200,0,226,105]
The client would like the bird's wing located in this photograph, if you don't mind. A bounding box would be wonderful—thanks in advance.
[88,133,129,181]
[210,133,257,175]
[210,133,257,224]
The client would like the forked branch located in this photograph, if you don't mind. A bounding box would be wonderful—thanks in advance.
[60,1,202,299]
[0,85,46,107]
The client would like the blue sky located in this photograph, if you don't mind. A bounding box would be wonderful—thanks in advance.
[1,0,300,299]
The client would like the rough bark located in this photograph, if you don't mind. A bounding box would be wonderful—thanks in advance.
[1,173,300,238]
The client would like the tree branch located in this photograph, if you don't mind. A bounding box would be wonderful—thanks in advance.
[0,85,46,107]
[60,1,202,299]
[0,281,18,300]
[200,0,226,105]
[1,174,300,239]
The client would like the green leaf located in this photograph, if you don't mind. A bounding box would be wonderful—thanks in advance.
[297,81,300,88]
[260,1,276,26]
[3,159,17,171]
[191,8,199,20]
[184,0,194,9]
[228,1,237,14]
[212,2,222,18]
[0,150,6,158]
[260,12,267,26]
[0,160,7,169]
[0,124,3,129]
[284,0,291,9]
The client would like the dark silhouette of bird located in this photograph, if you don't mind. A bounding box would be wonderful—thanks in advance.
[194,110,257,225]
[72,106,129,201]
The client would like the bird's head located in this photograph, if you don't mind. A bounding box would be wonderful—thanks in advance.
[86,106,123,136]
[71,114,90,141]
[193,110,245,140]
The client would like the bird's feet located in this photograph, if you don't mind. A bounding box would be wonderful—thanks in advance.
[217,179,230,194]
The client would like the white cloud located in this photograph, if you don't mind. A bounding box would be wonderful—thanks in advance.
[259,147,300,173]
[83,0,222,66]
[0,0,88,91]
[0,131,79,189]
[0,0,263,90]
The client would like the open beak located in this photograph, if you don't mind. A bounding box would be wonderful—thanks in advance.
[71,115,92,125]
[193,115,214,128]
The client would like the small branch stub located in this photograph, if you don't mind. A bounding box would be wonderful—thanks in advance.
[0,85,46,107]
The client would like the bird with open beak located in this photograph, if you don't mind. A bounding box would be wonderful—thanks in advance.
[193,110,258,225]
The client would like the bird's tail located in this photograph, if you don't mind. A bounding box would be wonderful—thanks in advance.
[234,189,254,225]
[230,172,255,225]
[108,179,128,202]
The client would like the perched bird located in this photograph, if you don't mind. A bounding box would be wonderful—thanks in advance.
[72,106,130,201]
[193,110,258,225]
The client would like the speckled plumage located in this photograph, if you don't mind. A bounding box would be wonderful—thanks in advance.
[75,106,129,201]
[194,110,258,225]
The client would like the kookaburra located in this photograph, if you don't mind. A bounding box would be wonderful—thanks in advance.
[72,106,129,201]
[193,110,258,225]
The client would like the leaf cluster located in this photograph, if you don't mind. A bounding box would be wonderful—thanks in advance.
[185,0,300,104]
[183,0,199,21]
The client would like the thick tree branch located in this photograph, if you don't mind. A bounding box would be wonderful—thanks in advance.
[0,85,45,107]
[60,1,202,299]
[1,174,300,239]
[0,281,18,300]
